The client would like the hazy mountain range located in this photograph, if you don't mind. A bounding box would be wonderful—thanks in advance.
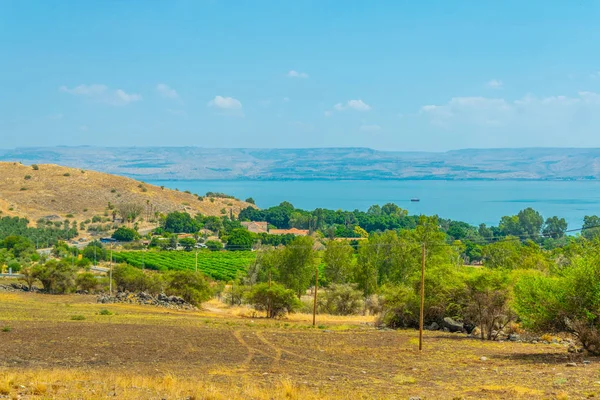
[1,147,600,181]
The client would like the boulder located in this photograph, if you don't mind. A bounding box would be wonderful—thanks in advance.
[426,322,440,331]
[442,317,464,333]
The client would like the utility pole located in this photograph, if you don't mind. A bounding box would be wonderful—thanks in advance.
[419,243,426,351]
[312,267,319,327]
[109,243,114,295]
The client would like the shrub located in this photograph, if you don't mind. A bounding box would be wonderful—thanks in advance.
[319,284,364,315]
[63,173,70,177]
[166,270,212,306]
[112,264,163,294]
[2,326,11,332]
[463,269,512,340]
[98,309,113,315]
[31,164,39,170]
[205,240,223,252]
[20,187,27,191]
[24,175,31,180]
[247,282,301,318]
[70,315,85,321]
[7,260,21,273]
[112,226,139,242]
[515,259,600,354]
[76,272,98,293]
[245,197,255,205]
[66,213,74,218]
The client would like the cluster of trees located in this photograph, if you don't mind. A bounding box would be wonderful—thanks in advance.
[0,216,77,248]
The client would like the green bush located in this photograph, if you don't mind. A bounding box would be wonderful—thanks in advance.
[514,259,600,354]
[112,226,139,242]
[112,264,163,294]
[70,315,85,321]
[2,326,12,332]
[247,282,301,318]
[205,240,223,252]
[98,309,113,315]
[319,284,363,315]
[166,270,212,306]
[76,272,98,293]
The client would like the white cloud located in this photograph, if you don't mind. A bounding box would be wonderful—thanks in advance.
[360,123,381,132]
[324,110,333,117]
[332,99,371,112]
[60,84,141,106]
[208,95,242,110]
[419,91,600,128]
[486,79,503,89]
[287,70,309,79]
[60,84,107,96]
[49,113,63,120]
[156,83,179,99]
[114,89,142,104]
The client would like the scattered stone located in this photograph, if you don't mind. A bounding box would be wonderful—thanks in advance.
[442,317,464,333]
[480,356,488,361]
[426,322,439,331]
[583,360,591,365]
[566,362,577,367]
[97,292,196,310]
[508,334,520,342]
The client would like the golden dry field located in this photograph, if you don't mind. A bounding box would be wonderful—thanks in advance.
[0,288,598,399]
[0,162,252,223]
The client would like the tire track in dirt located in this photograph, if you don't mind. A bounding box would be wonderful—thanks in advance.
[254,331,281,371]
[232,330,256,370]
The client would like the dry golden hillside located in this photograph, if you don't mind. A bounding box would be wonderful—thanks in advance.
[0,162,253,224]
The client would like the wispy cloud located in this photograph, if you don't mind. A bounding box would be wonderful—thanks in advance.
[156,83,179,99]
[419,91,600,127]
[332,99,372,112]
[486,79,503,89]
[287,70,309,79]
[60,84,141,106]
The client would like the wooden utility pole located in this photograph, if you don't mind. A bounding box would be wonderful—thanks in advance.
[419,243,425,351]
[312,267,319,326]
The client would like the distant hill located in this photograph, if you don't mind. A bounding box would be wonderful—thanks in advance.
[0,162,252,224]
[1,147,600,180]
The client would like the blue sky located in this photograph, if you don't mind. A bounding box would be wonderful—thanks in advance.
[2,0,600,151]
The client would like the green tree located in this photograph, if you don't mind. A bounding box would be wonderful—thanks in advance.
[542,216,567,239]
[323,240,354,284]
[247,282,301,318]
[164,212,200,233]
[279,236,317,297]
[178,237,196,251]
[112,227,139,242]
[205,240,223,251]
[245,197,255,205]
[582,215,600,240]
[319,283,363,315]
[166,270,212,306]
[226,228,255,251]
[33,260,76,294]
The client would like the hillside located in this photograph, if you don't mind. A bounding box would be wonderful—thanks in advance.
[0,162,253,224]
[2,146,600,180]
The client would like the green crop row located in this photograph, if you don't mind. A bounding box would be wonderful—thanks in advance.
[113,250,256,281]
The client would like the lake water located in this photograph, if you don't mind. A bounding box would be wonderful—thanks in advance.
[148,180,600,229]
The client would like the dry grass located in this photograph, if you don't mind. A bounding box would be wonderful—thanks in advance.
[1,291,599,399]
[0,162,252,225]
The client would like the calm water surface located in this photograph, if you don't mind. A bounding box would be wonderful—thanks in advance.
[148,180,600,229]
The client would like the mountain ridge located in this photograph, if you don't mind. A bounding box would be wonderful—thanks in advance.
[1,146,600,181]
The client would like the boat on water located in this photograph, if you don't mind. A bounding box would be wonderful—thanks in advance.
[410,198,420,202]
